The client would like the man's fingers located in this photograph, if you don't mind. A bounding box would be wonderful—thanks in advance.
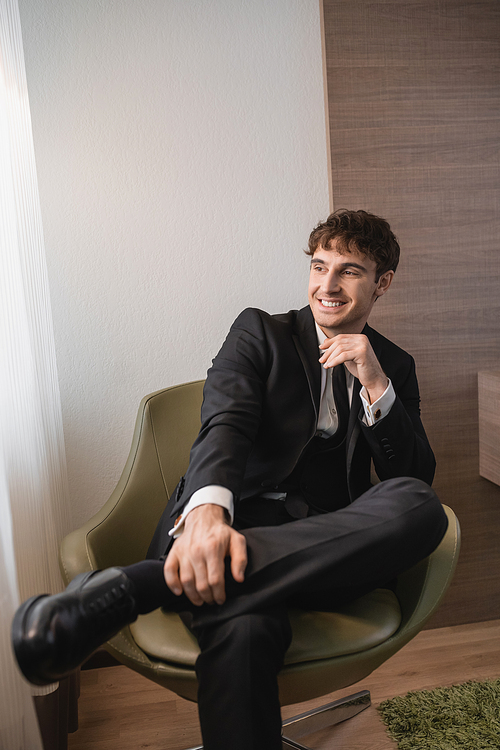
[229,532,248,583]
[206,559,227,606]
[318,335,387,397]
[319,345,351,369]
[163,553,183,596]
[203,540,227,605]
[319,335,371,370]
[164,548,212,606]
[318,338,344,366]
[163,518,246,607]
[180,561,209,606]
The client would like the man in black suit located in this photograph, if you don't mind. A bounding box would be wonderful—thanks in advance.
[13,210,447,750]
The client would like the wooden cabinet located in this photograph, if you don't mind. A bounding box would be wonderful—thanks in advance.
[479,371,500,487]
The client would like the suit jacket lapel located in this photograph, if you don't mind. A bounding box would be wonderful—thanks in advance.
[292,306,321,419]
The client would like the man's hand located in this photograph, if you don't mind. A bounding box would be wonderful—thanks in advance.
[319,334,388,404]
[164,504,247,606]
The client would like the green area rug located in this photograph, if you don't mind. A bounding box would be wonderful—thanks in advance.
[378,679,500,749]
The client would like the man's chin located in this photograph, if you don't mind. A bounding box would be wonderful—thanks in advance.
[313,308,348,330]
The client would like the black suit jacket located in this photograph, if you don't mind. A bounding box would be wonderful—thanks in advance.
[147,306,435,558]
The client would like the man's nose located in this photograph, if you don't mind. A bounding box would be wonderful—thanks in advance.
[322,271,341,292]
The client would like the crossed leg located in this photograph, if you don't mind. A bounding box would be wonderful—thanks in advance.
[133,477,448,749]
[13,478,447,749]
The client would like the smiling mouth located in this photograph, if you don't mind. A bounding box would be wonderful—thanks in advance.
[319,300,346,308]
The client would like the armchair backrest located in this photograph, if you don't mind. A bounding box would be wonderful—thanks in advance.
[61,382,204,576]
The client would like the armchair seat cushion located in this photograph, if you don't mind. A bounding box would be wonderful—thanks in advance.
[130,588,401,668]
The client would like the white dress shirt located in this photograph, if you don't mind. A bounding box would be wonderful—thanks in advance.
[170,324,396,536]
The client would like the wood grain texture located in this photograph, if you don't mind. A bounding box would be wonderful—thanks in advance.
[323,0,500,626]
[68,619,500,750]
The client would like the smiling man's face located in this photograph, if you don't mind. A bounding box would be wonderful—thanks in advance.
[308,241,394,337]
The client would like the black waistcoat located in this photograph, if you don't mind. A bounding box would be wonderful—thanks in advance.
[278,416,350,515]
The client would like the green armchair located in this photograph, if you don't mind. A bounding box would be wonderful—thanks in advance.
[60,381,460,749]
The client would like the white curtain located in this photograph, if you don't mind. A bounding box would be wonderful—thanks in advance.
[0,0,71,746]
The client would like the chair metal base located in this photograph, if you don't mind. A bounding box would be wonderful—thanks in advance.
[281,690,370,748]
[184,690,371,750]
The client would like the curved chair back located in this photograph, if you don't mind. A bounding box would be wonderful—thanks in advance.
[61,381,205,575]
[60,382,460,708]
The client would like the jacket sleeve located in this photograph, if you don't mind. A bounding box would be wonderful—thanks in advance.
[177,308,270,510]
[359,355,436,485]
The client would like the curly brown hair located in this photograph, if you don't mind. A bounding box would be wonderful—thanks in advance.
[306,209,400,281]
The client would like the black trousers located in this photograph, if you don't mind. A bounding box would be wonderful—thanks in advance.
[158,478,447,750]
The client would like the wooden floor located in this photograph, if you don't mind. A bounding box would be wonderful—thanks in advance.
[68,619,500,750]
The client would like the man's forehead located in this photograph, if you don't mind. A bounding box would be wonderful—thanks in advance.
[311,244,373,268]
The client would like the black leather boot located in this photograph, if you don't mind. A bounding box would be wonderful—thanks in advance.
[12,568,139,686]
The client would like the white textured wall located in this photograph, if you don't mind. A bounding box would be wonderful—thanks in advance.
[18,0,329,528]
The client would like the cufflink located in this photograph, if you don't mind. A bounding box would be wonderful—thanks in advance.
[374,409,382,420]
[174,514,183,527]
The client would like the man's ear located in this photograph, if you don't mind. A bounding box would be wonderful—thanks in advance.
[375,270,394,298]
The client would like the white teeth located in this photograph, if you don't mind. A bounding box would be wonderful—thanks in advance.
[321,300,344,307]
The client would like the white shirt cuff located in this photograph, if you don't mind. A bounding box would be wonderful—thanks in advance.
[168,485,234,538]
[360,379,396,426]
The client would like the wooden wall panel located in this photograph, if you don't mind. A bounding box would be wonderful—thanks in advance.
[323,0,500,626]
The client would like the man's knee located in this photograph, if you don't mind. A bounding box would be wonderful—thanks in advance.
[373,477,448,557]
[376,475,434,497]
[391,476,445,525]
[371,476,441,514]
